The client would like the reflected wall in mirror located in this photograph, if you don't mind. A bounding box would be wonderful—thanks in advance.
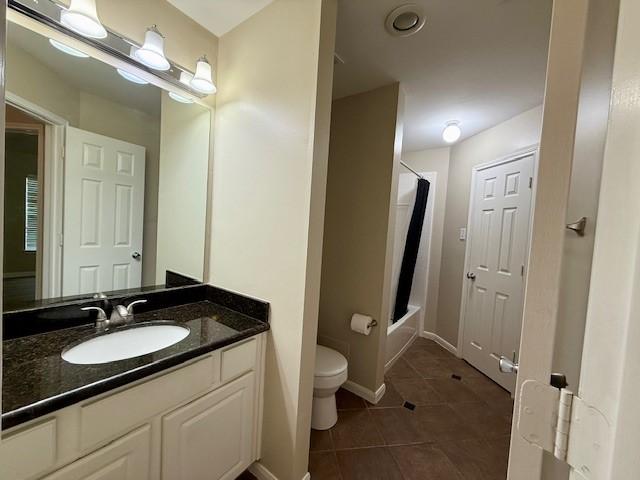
[3,20,211,310]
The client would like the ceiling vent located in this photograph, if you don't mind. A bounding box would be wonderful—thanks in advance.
[385,4,426,37]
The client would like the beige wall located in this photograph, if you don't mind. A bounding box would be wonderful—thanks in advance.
[402,147,450,334]
[318,83,403,394]
[438,106,543,345]
[209,1,336,479]
[156,92,210,283]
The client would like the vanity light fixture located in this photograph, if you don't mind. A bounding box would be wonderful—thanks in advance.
[117,68,149,85]
[48,38,89,58]
[168,71,195,103]
[168,91,194,104]
[442,121,462,143]
[60,0,107,39]
[134,25,170,71]
[190,56,217,94]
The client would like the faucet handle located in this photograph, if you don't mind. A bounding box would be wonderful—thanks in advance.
[126,299,147,315]
[81,306,107,320]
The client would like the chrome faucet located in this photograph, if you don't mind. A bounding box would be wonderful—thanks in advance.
[82,299,147,332]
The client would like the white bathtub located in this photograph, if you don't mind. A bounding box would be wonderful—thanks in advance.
[385,305,420,371]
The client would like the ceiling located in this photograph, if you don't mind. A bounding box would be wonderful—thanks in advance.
[8,22,161,118]
[167,0,275,37]
[334,0,553,151]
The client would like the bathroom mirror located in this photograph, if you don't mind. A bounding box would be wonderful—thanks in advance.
[3,19,212,311]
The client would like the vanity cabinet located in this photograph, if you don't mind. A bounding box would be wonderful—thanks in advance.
[0,334,266,480]
[162,372,256,480]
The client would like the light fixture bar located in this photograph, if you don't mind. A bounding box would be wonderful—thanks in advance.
[9,0,207,98]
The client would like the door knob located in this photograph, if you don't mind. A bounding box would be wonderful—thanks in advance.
[132,252,141,260]
[499,356,519,374]
[466,272,476,280]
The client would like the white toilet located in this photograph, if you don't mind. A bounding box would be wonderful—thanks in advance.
[312,345,348,430]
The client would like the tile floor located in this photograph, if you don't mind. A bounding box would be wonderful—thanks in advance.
[308,337,514,480]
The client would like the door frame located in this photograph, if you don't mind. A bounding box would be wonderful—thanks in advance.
[457,145,539,364]
[6,92,68,299]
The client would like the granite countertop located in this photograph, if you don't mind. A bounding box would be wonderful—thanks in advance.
[2,301,269,430]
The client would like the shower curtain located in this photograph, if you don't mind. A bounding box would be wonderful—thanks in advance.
[392,177,430,322]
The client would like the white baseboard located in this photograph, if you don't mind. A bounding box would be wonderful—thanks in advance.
[249,462,308,480]
[384,330,418,372]
[421,331,459,357]
[343,380,386,404]
[249,462,278,480]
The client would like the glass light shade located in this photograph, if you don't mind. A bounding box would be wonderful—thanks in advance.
[60,0,107,39]
[134,26,170,71]
[169,91,194,104]
[49,38,89,58]
[442,122,462,143]
[117,68,149,85]
[190,56,217,94]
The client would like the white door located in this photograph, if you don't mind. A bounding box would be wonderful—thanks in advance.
[461,151,534,393]
[162,373,256,480]
[62,127,145,296]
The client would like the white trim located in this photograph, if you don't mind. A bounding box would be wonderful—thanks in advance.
[420,331,459,356]
[6,92,68,300]
[248,463,309,480]
[342,380,387,405]
[385,330,417,372]
[456,145,539,361]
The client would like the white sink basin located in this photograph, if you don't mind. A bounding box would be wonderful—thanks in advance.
[62,323,190,365]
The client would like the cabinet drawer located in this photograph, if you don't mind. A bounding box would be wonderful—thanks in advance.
[80,355,215,449]
[0,418,57,480]
[221,338,257,382]
[43,425,150,480]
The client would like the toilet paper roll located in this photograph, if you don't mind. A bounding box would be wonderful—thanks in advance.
[351,313,373,335]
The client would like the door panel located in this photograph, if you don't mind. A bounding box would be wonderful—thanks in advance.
[462,152,535,392]
[42,425,150,480]
[162,372,256,480]
[62,127,145,296]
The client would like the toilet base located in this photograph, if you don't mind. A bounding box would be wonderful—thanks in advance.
[311,394,338,430]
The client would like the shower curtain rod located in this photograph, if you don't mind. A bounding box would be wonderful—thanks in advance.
[400,161,424,180]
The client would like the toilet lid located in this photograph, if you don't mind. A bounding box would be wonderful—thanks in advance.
[315,345,348,377]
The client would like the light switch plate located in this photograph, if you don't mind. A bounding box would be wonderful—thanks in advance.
[459,227,467,241]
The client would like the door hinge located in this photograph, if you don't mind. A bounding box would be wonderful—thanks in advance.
[517,380,609,479]
[521,265,525,276]
[529,177,533,188]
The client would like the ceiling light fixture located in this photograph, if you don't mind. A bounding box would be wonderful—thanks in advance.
[48,38,89,58]
[117,68,149,85]
[385,4,426,37]
[442,121,462,143]
[134,25,170,71]
[60,0,107,39]
[190,56,217,94]
[169,91,194,104]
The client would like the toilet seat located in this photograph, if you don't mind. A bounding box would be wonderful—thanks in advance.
[314,346,348,389]
[315,345,348,377]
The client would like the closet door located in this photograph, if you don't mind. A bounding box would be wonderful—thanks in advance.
[162,373,256,480]
[42,426,150,480]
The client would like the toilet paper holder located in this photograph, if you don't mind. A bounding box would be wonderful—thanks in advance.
[369,319,378,327]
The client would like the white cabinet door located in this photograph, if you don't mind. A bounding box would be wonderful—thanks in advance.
[42,426,150,480]
[162,373,256,480]
[63,127,146,296]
